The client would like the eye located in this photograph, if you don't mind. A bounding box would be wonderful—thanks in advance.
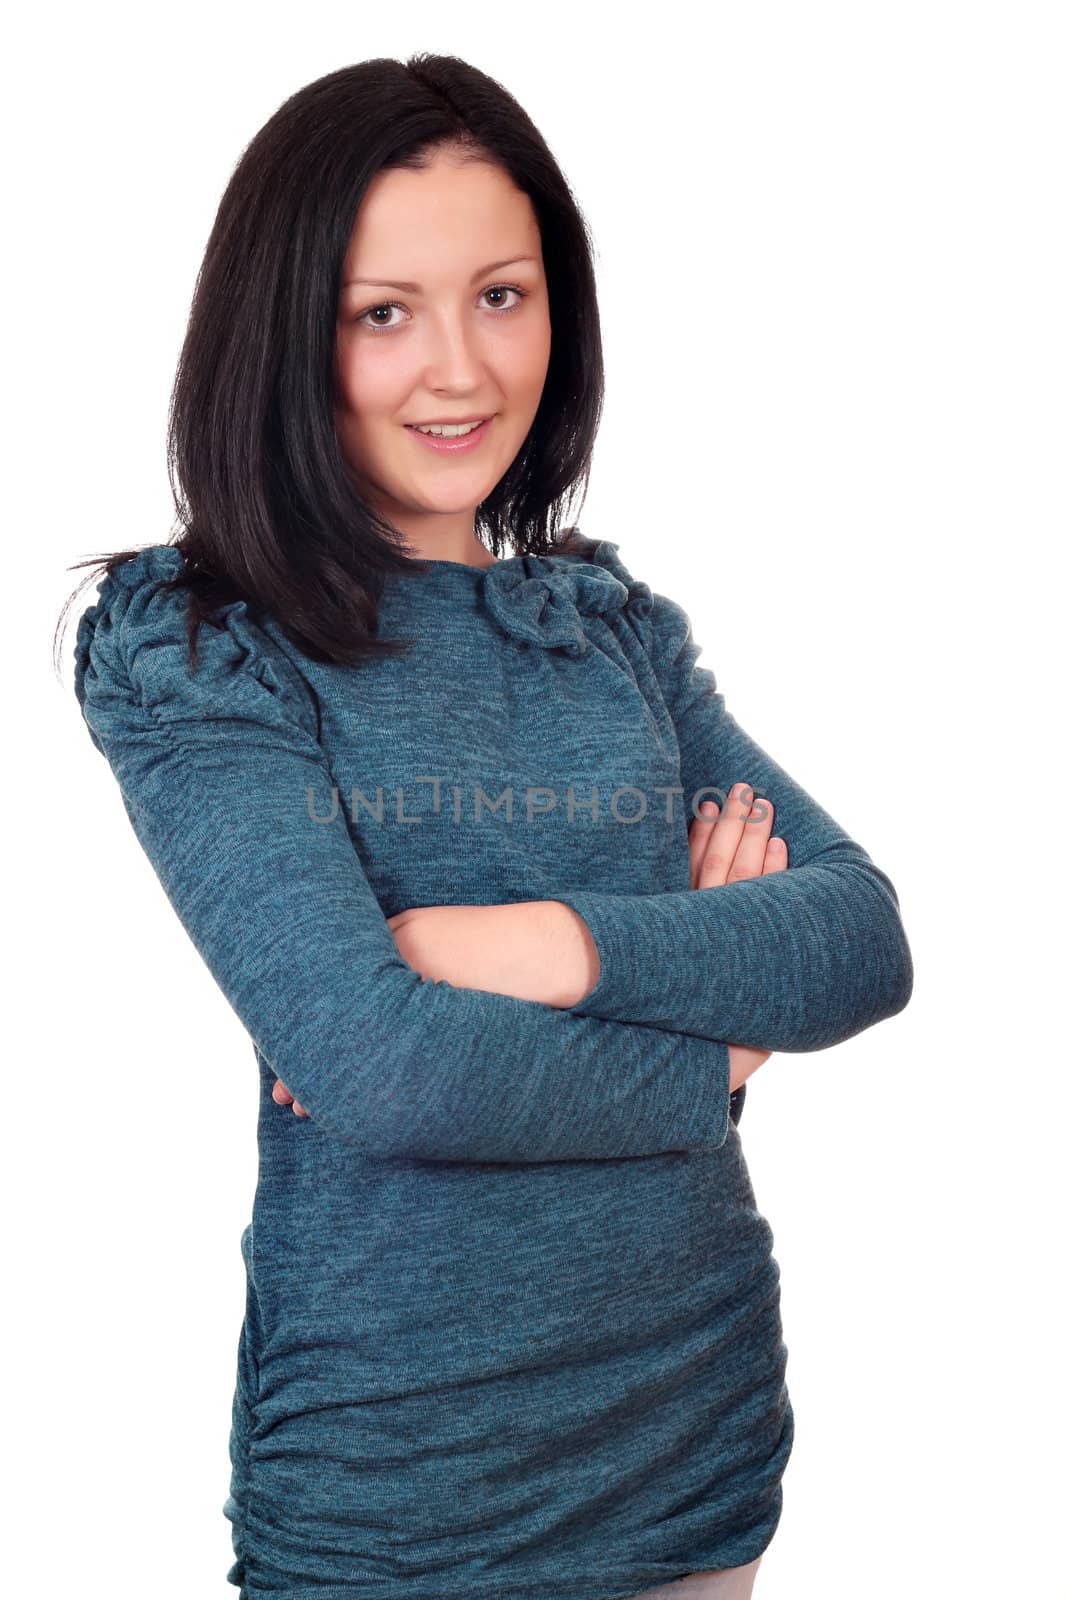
[355,284,529,335]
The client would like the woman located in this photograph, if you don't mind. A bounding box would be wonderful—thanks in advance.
[63,55,913,1600]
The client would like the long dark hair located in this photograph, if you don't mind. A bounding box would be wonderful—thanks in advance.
[55,53,604,674]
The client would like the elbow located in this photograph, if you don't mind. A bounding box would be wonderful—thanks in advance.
[884,919,914,1021]
[830,865,915,1044]
[847,917,913,1043]
[273,1055,386,1154]
[864,863,915,1024]
[784,864,914,1052]
[263,965,435,1157]
[269,965,523,1162]
[277,1050,423,1158]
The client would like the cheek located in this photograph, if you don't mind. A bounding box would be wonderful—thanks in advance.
[508,318,552,399]
[334,332,410,420]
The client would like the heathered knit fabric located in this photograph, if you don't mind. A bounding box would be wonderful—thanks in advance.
[73,531,913,1600]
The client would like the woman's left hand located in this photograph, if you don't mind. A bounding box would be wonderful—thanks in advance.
[688,782,788,890]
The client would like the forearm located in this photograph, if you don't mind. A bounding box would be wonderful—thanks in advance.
[555,856,912,1050]
[391,901,601,1008]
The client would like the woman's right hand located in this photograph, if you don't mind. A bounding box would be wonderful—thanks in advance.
[688,781,789,1093]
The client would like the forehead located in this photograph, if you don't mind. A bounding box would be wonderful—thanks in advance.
[342,159,540,278]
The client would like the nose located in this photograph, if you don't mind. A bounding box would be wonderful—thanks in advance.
[418,308,490,388]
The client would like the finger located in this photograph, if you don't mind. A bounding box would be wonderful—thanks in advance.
[728,797,774,883]
[727,1041,773,1092]
[273,1080,294,1105]
[697,782,753,888]
[763,836,789,874]
[688,800,719,890]
[293,1101,309,1117]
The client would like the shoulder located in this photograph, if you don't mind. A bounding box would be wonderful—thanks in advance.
[555,531,697,670]
[73,544,319,757]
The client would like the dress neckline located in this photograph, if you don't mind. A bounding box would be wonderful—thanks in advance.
[385,553,530,581]
[409,558,502,573]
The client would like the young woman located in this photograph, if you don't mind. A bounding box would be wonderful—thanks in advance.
[63,54,913,1600]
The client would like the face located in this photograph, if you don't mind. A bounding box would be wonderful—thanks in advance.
[333,151,552,562]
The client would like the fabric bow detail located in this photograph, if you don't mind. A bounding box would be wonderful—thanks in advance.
[482,551,641,657]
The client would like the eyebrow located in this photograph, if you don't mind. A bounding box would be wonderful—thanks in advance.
[342,256,539,292]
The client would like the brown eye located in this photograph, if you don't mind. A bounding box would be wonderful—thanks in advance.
[356,302,403,332]
[354,285,527,335]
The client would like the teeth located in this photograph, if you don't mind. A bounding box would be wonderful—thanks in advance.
[413,420,484,437]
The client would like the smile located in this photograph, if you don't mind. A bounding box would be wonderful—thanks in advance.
[404,416,495,455]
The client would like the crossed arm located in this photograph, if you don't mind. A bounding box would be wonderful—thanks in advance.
[274,781,784,1116]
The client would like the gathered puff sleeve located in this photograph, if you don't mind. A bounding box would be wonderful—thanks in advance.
[552,539,914,1052]
[74,546,737,1162]
[74,545,328,767]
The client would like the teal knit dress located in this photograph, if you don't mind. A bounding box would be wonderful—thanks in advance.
[73,530,912,1599]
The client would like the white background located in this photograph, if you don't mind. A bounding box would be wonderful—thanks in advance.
[10,2,1064,1596]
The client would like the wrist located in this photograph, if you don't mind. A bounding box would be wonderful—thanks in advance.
[545,901,601,1008]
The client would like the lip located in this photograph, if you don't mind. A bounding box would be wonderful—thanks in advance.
[404,416,495,455]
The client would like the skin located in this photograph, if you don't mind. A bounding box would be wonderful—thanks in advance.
[332,145,552,567]
[274,150,789,1118]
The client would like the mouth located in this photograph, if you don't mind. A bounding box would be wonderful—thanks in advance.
[404,416,495,455]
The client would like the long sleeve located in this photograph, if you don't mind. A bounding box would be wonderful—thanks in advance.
[553,561,914,1052]
[73,548,736,1163]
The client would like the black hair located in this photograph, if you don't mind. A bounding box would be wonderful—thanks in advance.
[55,52,605,674]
